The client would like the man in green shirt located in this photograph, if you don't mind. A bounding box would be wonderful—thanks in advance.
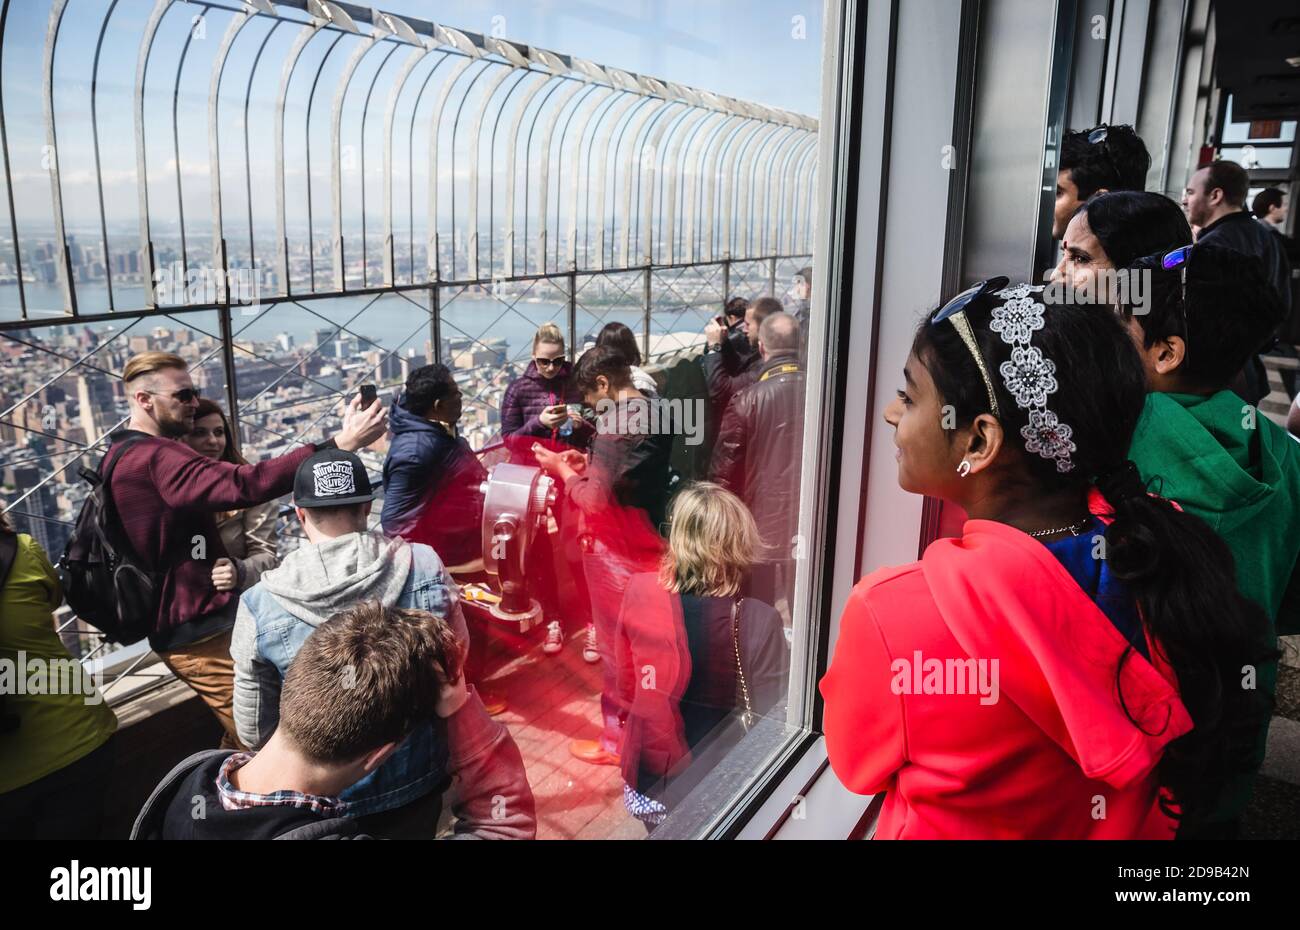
[1121,243,1297,837]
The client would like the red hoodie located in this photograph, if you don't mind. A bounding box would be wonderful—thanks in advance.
[820,494,1193,839]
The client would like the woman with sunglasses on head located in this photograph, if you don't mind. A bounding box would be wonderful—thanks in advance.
[500,323,595,658]
[180,399,280,594]
[820,280,1274,839]
[1052,191,1192,295]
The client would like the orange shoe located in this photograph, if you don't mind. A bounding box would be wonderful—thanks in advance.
[479,691,508,716]
[569,739,620,766]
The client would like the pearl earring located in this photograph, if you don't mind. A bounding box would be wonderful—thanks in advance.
[957,460,972,478]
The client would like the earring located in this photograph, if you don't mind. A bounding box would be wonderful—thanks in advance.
[957,460,972,478]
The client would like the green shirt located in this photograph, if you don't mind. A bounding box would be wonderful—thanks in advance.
[0,534,117,793]
[1129,391,1300,823]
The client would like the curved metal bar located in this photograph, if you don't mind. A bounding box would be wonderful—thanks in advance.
[133,0,173,307]
[567,86,624,269]
[207,7,255,301]
[534,81,597,275]
[656,106,710,265]
[550,82,606,270]
[381,44,443,285]
[274,20,324,296]
[639,102,694,264]
[617,97,672,268]
[519,76,580,277]
[671,109,724,265]
[682,111,737,264]
[765,128,807,256]
[422,55,478,281]
[624,98,680,265]
[785,139,816,254]
[705,117,758,260]
[589,92,645,271]
[357,43,402,287]
[742,124,796,259]
[454,59,512,280]
[42,0,74,312]
[89,0,122,311]
[402,51,455,282]
[802,161,819,254]
[486,69,532,278]
[330,29,383,291]
[240,19,283,286]
[0,0,27,317]
[303,31,347,291]
[728,120,774,260]
[779,134,817,255]
[502,70,561,277]
[169,6,209,289]
[637,102,690,264]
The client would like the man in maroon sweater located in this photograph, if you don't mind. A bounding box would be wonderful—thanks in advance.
[109,352,387,747]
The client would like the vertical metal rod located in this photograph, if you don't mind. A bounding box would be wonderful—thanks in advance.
[90,0,121,312]
[430,284,441,365]
[768,255,777,296]
[42,0,75,314]
[642,264,651,362]
[567,270,577,358]
[722,257,730,310]
[0,0,27,319]
[217,238,241,455]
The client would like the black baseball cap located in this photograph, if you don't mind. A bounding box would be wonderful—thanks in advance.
[293,448,376,509]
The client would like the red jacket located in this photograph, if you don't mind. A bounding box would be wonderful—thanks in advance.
[820,493,1192,839]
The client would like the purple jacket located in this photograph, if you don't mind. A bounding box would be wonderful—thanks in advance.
[499,360,593,461]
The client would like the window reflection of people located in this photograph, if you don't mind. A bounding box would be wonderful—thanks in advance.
[617,483,789,828]
[533,346,672,767]
[182,399,281,593]
[710,312,805,625]
[381,364,485,568]
[1051,192,1191,294]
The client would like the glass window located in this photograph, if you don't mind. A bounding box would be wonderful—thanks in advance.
[1,0,833,840]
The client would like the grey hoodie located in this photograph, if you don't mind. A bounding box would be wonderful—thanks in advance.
[260,531,413,627]
[230,530,467,750]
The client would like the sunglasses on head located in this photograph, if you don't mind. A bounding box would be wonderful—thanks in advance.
[1131,245,1193,362]
[932,276,1010,417]
[1086,125,1125,190]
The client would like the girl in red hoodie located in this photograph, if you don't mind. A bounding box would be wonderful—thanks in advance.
[821,281,1273,839]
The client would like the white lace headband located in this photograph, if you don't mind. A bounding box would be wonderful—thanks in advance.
[989,284,1076,473]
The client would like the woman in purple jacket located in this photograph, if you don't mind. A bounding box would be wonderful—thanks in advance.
[500,323,593,463]
[499,323,594,659]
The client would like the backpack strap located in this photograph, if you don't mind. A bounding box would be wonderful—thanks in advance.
[130,748,232,840]
[0,528,16,591]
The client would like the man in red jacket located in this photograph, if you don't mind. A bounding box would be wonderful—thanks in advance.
[108,352,387,747]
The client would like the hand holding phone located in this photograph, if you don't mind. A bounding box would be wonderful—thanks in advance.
[359,383,378,410]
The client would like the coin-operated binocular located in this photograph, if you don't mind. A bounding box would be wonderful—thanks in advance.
[475,462,557,633]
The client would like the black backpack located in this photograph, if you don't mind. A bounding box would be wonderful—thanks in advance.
[57,433,160,645]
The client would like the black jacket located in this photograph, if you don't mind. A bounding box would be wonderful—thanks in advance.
[702,332,761,421]
[1198,211,1292,313]
[709,353,805,562]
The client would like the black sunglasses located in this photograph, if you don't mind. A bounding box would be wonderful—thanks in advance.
[533,356,564,369]
[146,387,201,403]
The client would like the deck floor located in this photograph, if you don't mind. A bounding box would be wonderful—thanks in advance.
[478,625,647,841]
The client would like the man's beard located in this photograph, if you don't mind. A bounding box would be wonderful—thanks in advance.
[157,409,193,439]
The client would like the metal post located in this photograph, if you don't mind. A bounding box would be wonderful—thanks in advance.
[642,265,652,363]
[721,257,730,312]
[430,285,441,366]
[768,255,777,298]
[217,239,242,456]
[567,271,577,360]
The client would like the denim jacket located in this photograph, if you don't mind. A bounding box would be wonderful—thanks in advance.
[231,534,465,817]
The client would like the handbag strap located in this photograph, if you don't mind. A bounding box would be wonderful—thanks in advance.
[730,596,755,729]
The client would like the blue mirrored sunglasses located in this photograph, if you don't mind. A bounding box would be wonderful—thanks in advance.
[932,276,1010,324]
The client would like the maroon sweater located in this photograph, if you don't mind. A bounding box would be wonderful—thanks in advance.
[106,430,324,650]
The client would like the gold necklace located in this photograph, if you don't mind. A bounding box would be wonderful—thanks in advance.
[1027,517,1091,539]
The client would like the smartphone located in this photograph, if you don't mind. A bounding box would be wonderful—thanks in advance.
[713,314,727,327]
[359,384,378,410]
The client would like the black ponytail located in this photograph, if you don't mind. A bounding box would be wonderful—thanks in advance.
[915,290,1276,826]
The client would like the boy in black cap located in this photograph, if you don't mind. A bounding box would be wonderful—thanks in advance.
[229,449,475,835]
